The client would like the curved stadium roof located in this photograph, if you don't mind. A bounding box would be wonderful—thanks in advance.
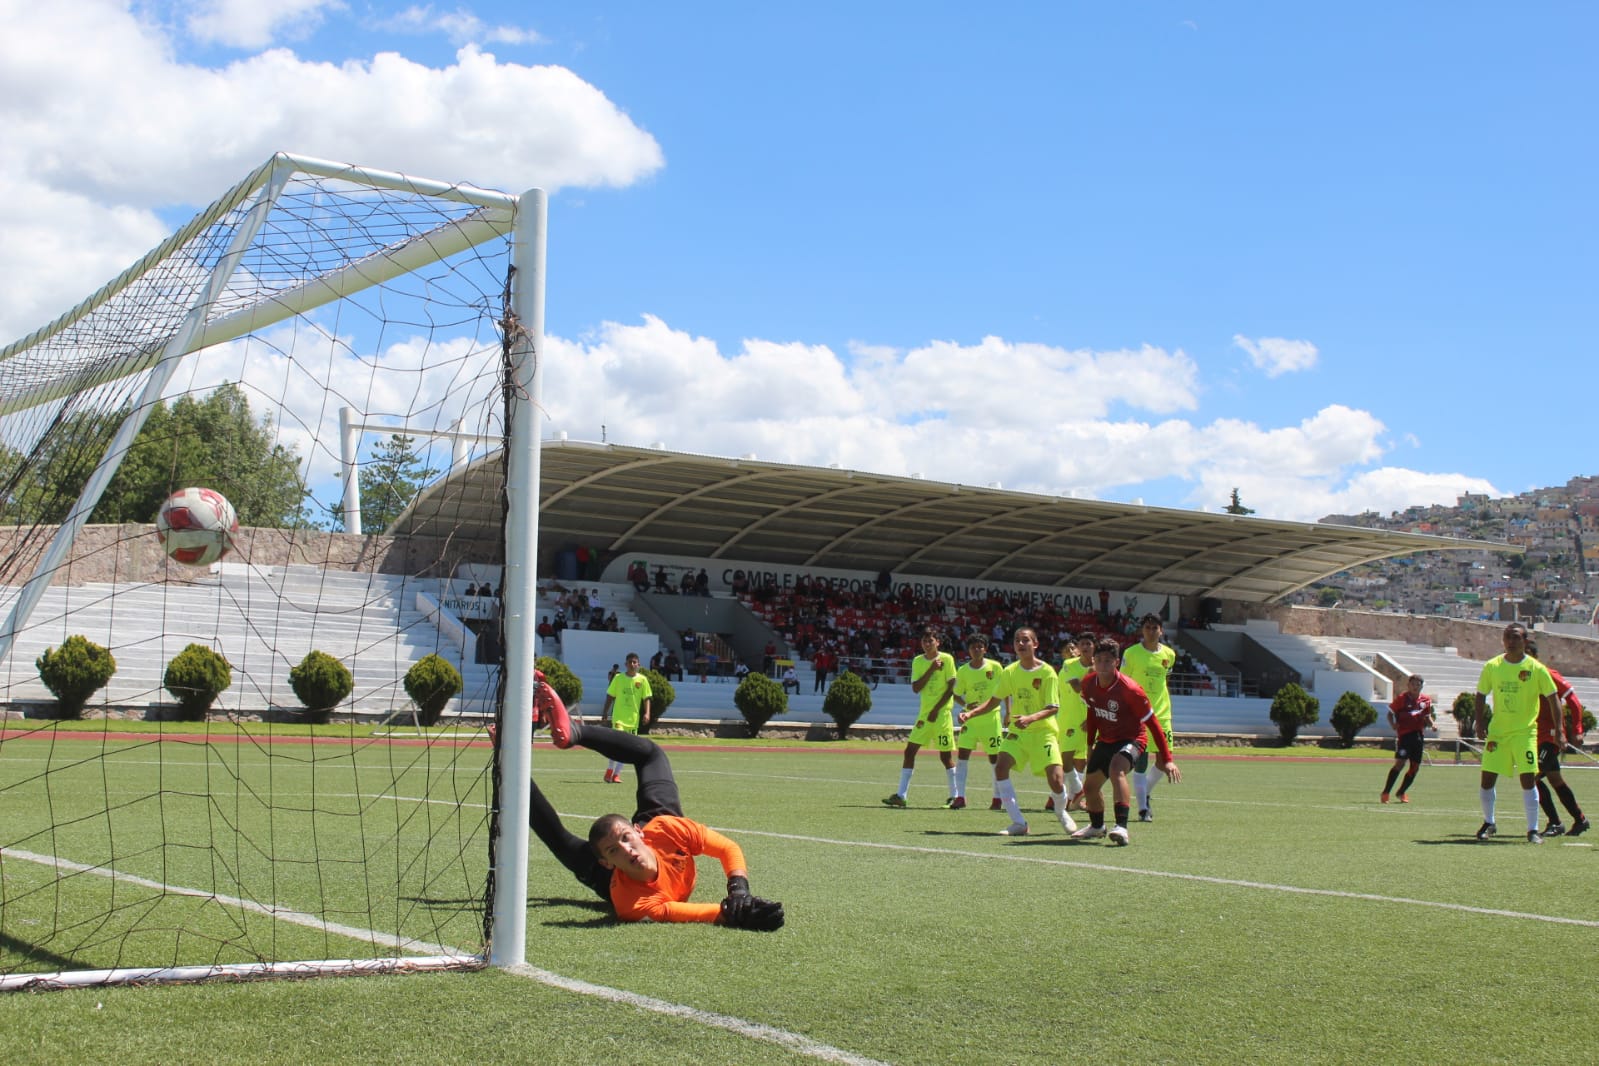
[391,440,1502,604]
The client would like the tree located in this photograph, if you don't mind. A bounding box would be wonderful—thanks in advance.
[733,673,787,737]
[1329,692,1378,747]
[345,434,439,533]
[2,385,312,528]
[1268,682,1319,745]
[823,670,874,739]
[1224,488,1255,516]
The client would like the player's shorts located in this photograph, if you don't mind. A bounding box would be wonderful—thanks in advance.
[1538,742,1564,776]
[907,714,957,751]
[1057,720,1088,759]
[609,714,641,735]
[957,710,1003,755]
[1131,716,1173,773]
[1087,740,1143,777]
[1395,732,1425,763]
[999,725,1059,778]
[1482,729,1537,778]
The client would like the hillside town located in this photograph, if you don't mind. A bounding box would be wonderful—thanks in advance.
[1291,475,1599,623]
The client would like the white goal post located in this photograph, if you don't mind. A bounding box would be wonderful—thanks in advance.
[0,152,544,985]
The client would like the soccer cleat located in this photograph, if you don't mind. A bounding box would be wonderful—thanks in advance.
[989,797,1003,811]
[1398,795,1410,804]
[603,769,614,783]
[537,678,576,749]
[1475,822,1496,841]
[1044,797,1055,811]
[882,794,907,808]
[1543,822,1565,838]
[1138,808,1152,823]
[946,796,967,810]
[1380,792,1390,804]
[1070,824,1107,840]
[999,821,1030,836]
[1527,829,1544,845]
[1055,806,1077,835]
[1108,825,1130,846]
[1569,817,1591,838]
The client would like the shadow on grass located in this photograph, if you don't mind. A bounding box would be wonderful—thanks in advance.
[1413,836,1517,846]
[528,895,615,928]
[0,931,85,973]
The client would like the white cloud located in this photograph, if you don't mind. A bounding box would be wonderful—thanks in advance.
[0,0,661,341]
[1234,334,1318,377]
[186,0,341,49]
[379,5,543,46]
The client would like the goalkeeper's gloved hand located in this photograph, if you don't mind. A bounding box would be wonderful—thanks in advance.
[720,894,784,931]
[725,874,750,899]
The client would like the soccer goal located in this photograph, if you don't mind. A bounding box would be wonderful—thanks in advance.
[0,153,543,989]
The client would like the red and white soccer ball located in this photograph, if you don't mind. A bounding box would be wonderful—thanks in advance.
[156,487,239,567]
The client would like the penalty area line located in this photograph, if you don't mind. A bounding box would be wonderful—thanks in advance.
[506,963,891,1066]
[726,830,1599,929]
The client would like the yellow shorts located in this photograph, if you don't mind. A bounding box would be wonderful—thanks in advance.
[999,725,1060,778]
[958,710,1004,753]
[1057,721,1088,759]
[1482,729,1537,778]
[908,714,957,751]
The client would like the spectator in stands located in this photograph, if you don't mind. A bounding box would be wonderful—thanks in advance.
[1527,640,1590,838]
[553,612,568,639]
[812,646,833,693]
[762,641,777,676]
[1381,674,1434,804]
[681,629,699,662]
[882,627,959,809]
[781,664,801,695]
[731,570,750,596]
[679,570,696,595]
[650,650,665,673]
[607,663,621,685]
[606,611,622,632]
[733,661,750,682]
[537,615,555,648]
[628,561,650,593]
[664,653,684,682]
[654,566,671,593]
[694,568,711,597]
[875,569,892,599]
[1473,623,1558,843]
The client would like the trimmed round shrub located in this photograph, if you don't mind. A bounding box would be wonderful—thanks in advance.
[734,673,788,737]
[1268,682,1319,745]
[163,643,233,721]
[289,650,353,724]
[640,668,676,734]
[824,669,874,739]
[404,653,463,727]
[1329,691,1377,747]
[1451,692,1477,734]
[535,656,583,708]
[36,634,117,719]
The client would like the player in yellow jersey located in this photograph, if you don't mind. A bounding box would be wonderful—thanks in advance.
[959,627,1074,836]
[1055,632,1095,811]
[949,632,1007,810]
[599,653,654,784]
[882,627,959,808]
[1473,623,1559,843]
[1121,614,1177,821]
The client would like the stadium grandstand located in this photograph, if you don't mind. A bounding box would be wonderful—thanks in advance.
[8,439,1596,739]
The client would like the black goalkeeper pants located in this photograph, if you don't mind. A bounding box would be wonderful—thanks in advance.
[527,723,685,900]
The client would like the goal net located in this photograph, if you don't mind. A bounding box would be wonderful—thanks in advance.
[0,153,544,989]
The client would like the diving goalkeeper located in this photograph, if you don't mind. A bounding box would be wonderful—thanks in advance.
[522,678,785,930]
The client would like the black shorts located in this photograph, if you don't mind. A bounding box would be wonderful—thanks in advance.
[1087,739,1142,777]
[1538,742,1564,776]
[1396,732,1425,763]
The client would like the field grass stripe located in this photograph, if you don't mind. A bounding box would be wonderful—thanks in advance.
[505,963,891,1066]
[725,831,1599,928]
[0,848,471,957]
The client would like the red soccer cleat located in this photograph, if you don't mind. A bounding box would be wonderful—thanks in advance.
[1380,792,1390,804]
[536,676,575,749]
[1398,794,1410,804]
[1044,796,1055,811]
[989,797,1003,811]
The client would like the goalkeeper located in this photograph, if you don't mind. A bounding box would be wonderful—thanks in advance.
[523,680,785,930]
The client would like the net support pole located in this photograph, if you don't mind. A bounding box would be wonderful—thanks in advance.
[489,188,547,969]
[0,160,294,668]
[339,406,363,536]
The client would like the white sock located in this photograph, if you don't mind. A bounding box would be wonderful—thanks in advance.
[1145,768,1160,802]
[998,779,1024,823]
[1050,788,1067,813]
[1134,770,1150,811]
[945,765,958,796]
[897,768,914,798]
[1480,787,1496,823]
[608,759,623,776]
[1067,769,1084,797]
[1523,787,1541,831]
[955,760,971,797]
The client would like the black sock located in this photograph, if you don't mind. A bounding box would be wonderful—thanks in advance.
[1397,769,1417,796]
[1556,783,1584,821]
[1538,781,1560,822]
[1114,804,1130,829]
[1384,767,1402,793]
[1090,810,1104,829]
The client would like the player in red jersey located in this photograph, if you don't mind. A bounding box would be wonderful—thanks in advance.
[1527,639,1590,838]
[1069,636,1180,845]
[526,684,784,929]
[1381,674,1435,803]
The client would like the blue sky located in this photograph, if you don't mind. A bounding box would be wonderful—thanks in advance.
[3,2,1594,522]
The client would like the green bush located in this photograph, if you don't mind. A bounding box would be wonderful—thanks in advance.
[535,657,583,708]
[824,669,874,739]
[1268,682,1320,745]
[35,634,117,719]
[1329,691,1377,747]
[734,673,788,737]
[404,654,463,726]
[1451,691,1478,734]
[1583,709,1596,735]
[640,668,676,734]
[289,650,353,724]
[163,643,233,721]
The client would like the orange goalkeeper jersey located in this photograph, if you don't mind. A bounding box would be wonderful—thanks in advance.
[609,815,747,923]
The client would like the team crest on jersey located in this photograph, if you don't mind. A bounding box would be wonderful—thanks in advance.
[1032,677,1042,689]
[1518,670,1531,681]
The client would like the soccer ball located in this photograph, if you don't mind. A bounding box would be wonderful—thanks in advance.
[156,487,239,566]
